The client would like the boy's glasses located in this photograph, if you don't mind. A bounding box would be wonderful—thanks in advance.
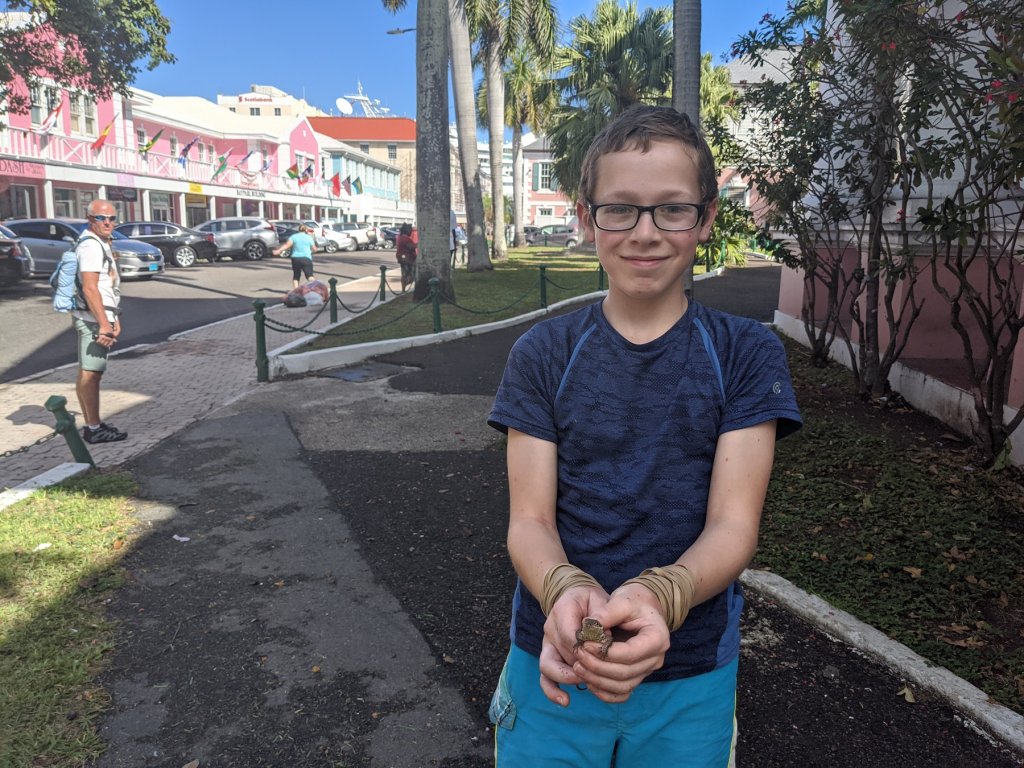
[89,214,117,223]
[589,203,707,232]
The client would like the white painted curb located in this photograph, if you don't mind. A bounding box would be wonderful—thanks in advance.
[742,569,1024,756]
[0,462,93,512]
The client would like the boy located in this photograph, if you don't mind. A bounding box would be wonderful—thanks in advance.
[487,105,802,766]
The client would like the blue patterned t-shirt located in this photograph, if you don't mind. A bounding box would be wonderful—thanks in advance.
[488,299,802,680]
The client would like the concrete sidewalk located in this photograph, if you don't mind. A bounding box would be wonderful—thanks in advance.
[0,272,404,492]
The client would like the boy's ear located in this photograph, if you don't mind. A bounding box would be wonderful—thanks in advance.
[577,199,596,243]
[698,198,719,243]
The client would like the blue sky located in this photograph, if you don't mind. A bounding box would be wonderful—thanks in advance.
[134,0,789,121]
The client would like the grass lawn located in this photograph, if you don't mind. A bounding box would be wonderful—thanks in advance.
[3,253,1021,765]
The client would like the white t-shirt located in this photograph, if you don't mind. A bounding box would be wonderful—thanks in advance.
[71,232,120,324]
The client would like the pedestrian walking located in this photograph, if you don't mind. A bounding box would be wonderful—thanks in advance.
[273,223,316,289]
[395,223,417,291]
[73,199,128,444]
[487,104,803,767]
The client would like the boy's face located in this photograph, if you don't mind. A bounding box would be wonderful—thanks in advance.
[578,139,717,304]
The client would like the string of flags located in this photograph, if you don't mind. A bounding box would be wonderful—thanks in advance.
[211,149,232,181]
[177,136,200,166]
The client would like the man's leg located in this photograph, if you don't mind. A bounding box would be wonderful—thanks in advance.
[76,368,103,426]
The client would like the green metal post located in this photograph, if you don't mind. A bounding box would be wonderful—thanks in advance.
[379,265,387,301]
[253,299,268,383]
[598,264,605,291]
[44,395,94,466]
[539,265,548,308]
[328,277,338,323]
[429,277,442,333]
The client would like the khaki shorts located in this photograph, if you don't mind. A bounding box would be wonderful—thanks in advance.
[73,317,109,373]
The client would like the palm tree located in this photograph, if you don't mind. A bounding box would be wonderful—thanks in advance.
[674,0,702,296]
[478,46,557,247]
[547,0,673,203]
[448,0,491,271]
[384,0,453,299]
[467,0,556,260]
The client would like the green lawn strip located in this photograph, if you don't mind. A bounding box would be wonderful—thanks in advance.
[295,248,708,353]
[758,341,1024,715]
[0,472,137,767]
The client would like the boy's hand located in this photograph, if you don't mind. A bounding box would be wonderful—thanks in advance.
[568,583,670,703]
[538,585,608,706]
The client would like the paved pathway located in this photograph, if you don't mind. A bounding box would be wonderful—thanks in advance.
[0,272,404,491]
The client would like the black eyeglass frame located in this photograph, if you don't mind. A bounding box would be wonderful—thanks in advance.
[587,202,709,232]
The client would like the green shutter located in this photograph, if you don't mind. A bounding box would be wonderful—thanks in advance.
[532,163,540,191]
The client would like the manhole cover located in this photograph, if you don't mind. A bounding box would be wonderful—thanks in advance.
[321,361,409,382]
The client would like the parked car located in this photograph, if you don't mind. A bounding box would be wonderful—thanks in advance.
[327,221,378,250]
[270,220,333,253]
[0,223,33,288]
[527,223,579,248]
[380,226,400,249]
[193,216,277,261]
[273,224,328,252]
[522,226,540,243]
[4,218,165,279]
[307,220,355,253]
[115,221,218,267]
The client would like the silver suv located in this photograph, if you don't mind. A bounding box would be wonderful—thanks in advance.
[194,217,277,261]
[328,221,378,250]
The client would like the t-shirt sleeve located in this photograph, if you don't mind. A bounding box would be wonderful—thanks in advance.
[488,329,559,444]
[721,324,802,440]
[76,237,106,273]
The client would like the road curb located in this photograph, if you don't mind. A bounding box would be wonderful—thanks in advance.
[742,569,1024,757]
[0,462,93,511]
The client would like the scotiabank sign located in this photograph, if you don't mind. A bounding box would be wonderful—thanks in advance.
[0,158,45,179]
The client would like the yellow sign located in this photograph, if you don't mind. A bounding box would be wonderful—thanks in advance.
[185,193,206,205]
[188,182,204,194]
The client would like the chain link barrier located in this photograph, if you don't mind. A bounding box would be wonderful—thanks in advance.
[1,430,60,460]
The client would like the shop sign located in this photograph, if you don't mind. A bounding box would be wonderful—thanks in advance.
[188,182,204,195]
[238,188,266,199]
[108,186,138,202]
[185,193,207,205]
[0,158,45,179]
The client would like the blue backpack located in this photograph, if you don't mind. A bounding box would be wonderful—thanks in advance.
[49,234,111,313]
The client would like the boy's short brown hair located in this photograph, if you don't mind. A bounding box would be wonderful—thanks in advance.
[578,105,718,207]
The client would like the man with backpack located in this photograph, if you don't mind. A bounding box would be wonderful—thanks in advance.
[72,199,127,444]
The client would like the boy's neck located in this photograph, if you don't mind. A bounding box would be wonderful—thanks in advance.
[601,292,690,345]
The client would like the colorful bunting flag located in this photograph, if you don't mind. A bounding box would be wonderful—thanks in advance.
[37,101,63,135]
[298,163,315,187]
[352,176,364,195]
[235,149,256,168]
[260,154,273,173]
[331,173,341,197]
[140,128,164,154]
[177,136,200,167]
[91,118,115,151]
[285,163,300,179]
[342,176,352,196]
[211,149,232,181]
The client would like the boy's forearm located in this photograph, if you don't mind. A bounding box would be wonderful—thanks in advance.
[507,517,570,604]
[676,522,759,605]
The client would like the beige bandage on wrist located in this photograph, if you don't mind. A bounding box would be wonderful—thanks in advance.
[621,564,696,632]
[540,563,602,616]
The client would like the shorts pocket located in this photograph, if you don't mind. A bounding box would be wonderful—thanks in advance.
[488,657,517,731]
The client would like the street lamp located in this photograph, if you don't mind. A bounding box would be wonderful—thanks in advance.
[387,27,415,35]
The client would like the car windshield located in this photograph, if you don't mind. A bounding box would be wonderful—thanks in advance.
[0,224,15,239]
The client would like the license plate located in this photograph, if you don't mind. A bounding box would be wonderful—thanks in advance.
[148,264,159,271]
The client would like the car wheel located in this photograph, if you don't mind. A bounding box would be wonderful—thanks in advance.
[172,245,198,267]
[325,240,339,254]
[243,240,267,260]
[566,239,578,248]
[345,241,358,252]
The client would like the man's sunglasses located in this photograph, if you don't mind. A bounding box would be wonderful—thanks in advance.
[89,214,117,223]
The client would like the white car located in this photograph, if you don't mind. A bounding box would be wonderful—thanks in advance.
[308,221,355,253]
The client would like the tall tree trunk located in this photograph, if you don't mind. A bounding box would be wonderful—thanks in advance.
[512,123,525,247]
[448,0,491,271]
[415,0,454,299]
[485,44,507,260]
[673,0,701,297]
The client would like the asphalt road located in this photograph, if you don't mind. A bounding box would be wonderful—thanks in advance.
[0,247,396,383]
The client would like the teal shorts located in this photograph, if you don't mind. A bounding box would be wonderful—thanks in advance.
[73,317,109,373]
[489,645,737,768]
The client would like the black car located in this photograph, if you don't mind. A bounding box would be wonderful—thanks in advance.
[115,221,218,267]
[0,223,33,287]
[380,226,400,248]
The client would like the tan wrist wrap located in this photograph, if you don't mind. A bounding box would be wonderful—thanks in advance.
[540,563,601,616]
[621,564,696,632]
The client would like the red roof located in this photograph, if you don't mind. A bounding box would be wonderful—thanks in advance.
[309,116,416,142]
